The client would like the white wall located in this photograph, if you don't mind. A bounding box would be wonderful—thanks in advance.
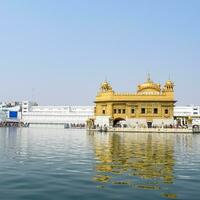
[95,116,110,126]
[21,101,94,125]
[174,106,200,117]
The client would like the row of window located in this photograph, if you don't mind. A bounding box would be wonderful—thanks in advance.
[114,109,126,114]
[102,108,169,115]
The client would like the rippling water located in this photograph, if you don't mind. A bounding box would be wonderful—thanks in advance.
[0,128,200,200]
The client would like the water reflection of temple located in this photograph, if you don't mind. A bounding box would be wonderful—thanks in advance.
[88,132,175,186]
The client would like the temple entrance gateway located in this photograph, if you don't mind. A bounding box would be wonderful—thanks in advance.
[113,118,125,127]
[147,121,153,128]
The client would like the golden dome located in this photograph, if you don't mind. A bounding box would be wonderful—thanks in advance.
[137,76,161,94]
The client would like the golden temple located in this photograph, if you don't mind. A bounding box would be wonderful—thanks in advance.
[93,75,176,128]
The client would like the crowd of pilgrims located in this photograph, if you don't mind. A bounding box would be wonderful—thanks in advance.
[0,122,86,128]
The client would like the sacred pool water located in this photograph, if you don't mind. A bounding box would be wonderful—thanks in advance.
[0,128,200,200]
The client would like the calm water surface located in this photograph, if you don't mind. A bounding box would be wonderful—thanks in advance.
[0,128,200,200]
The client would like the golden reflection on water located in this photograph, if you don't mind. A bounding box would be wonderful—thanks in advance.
[88,132,177,194]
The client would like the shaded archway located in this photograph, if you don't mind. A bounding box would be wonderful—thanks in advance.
[113,118,125,127]
[193,125,200,133]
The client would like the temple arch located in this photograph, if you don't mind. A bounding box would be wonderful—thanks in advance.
[113,118,126,127]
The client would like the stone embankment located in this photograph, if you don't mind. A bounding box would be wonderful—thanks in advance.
[88,127,198,134]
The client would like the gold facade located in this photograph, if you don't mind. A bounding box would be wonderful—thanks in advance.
[94,76,176,126]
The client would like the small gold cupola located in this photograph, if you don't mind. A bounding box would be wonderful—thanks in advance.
[100,80,113,93]
[163,80,174,92]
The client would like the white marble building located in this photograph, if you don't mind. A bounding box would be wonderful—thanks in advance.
[0,102,21,122]
[174,106,200,125]
[21,101,94,128]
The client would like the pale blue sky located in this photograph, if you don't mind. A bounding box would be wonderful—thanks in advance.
[0,0,200,105]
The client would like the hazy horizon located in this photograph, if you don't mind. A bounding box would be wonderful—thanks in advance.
[0,0,200,106]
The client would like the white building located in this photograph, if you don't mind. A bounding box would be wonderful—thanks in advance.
[0,102,21,122]
[174,106,200,126]
[21,101,94,128]
[2,101,200,128]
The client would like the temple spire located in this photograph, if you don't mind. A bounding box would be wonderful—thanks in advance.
[168,74,171,80]
[147,73,151,82]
